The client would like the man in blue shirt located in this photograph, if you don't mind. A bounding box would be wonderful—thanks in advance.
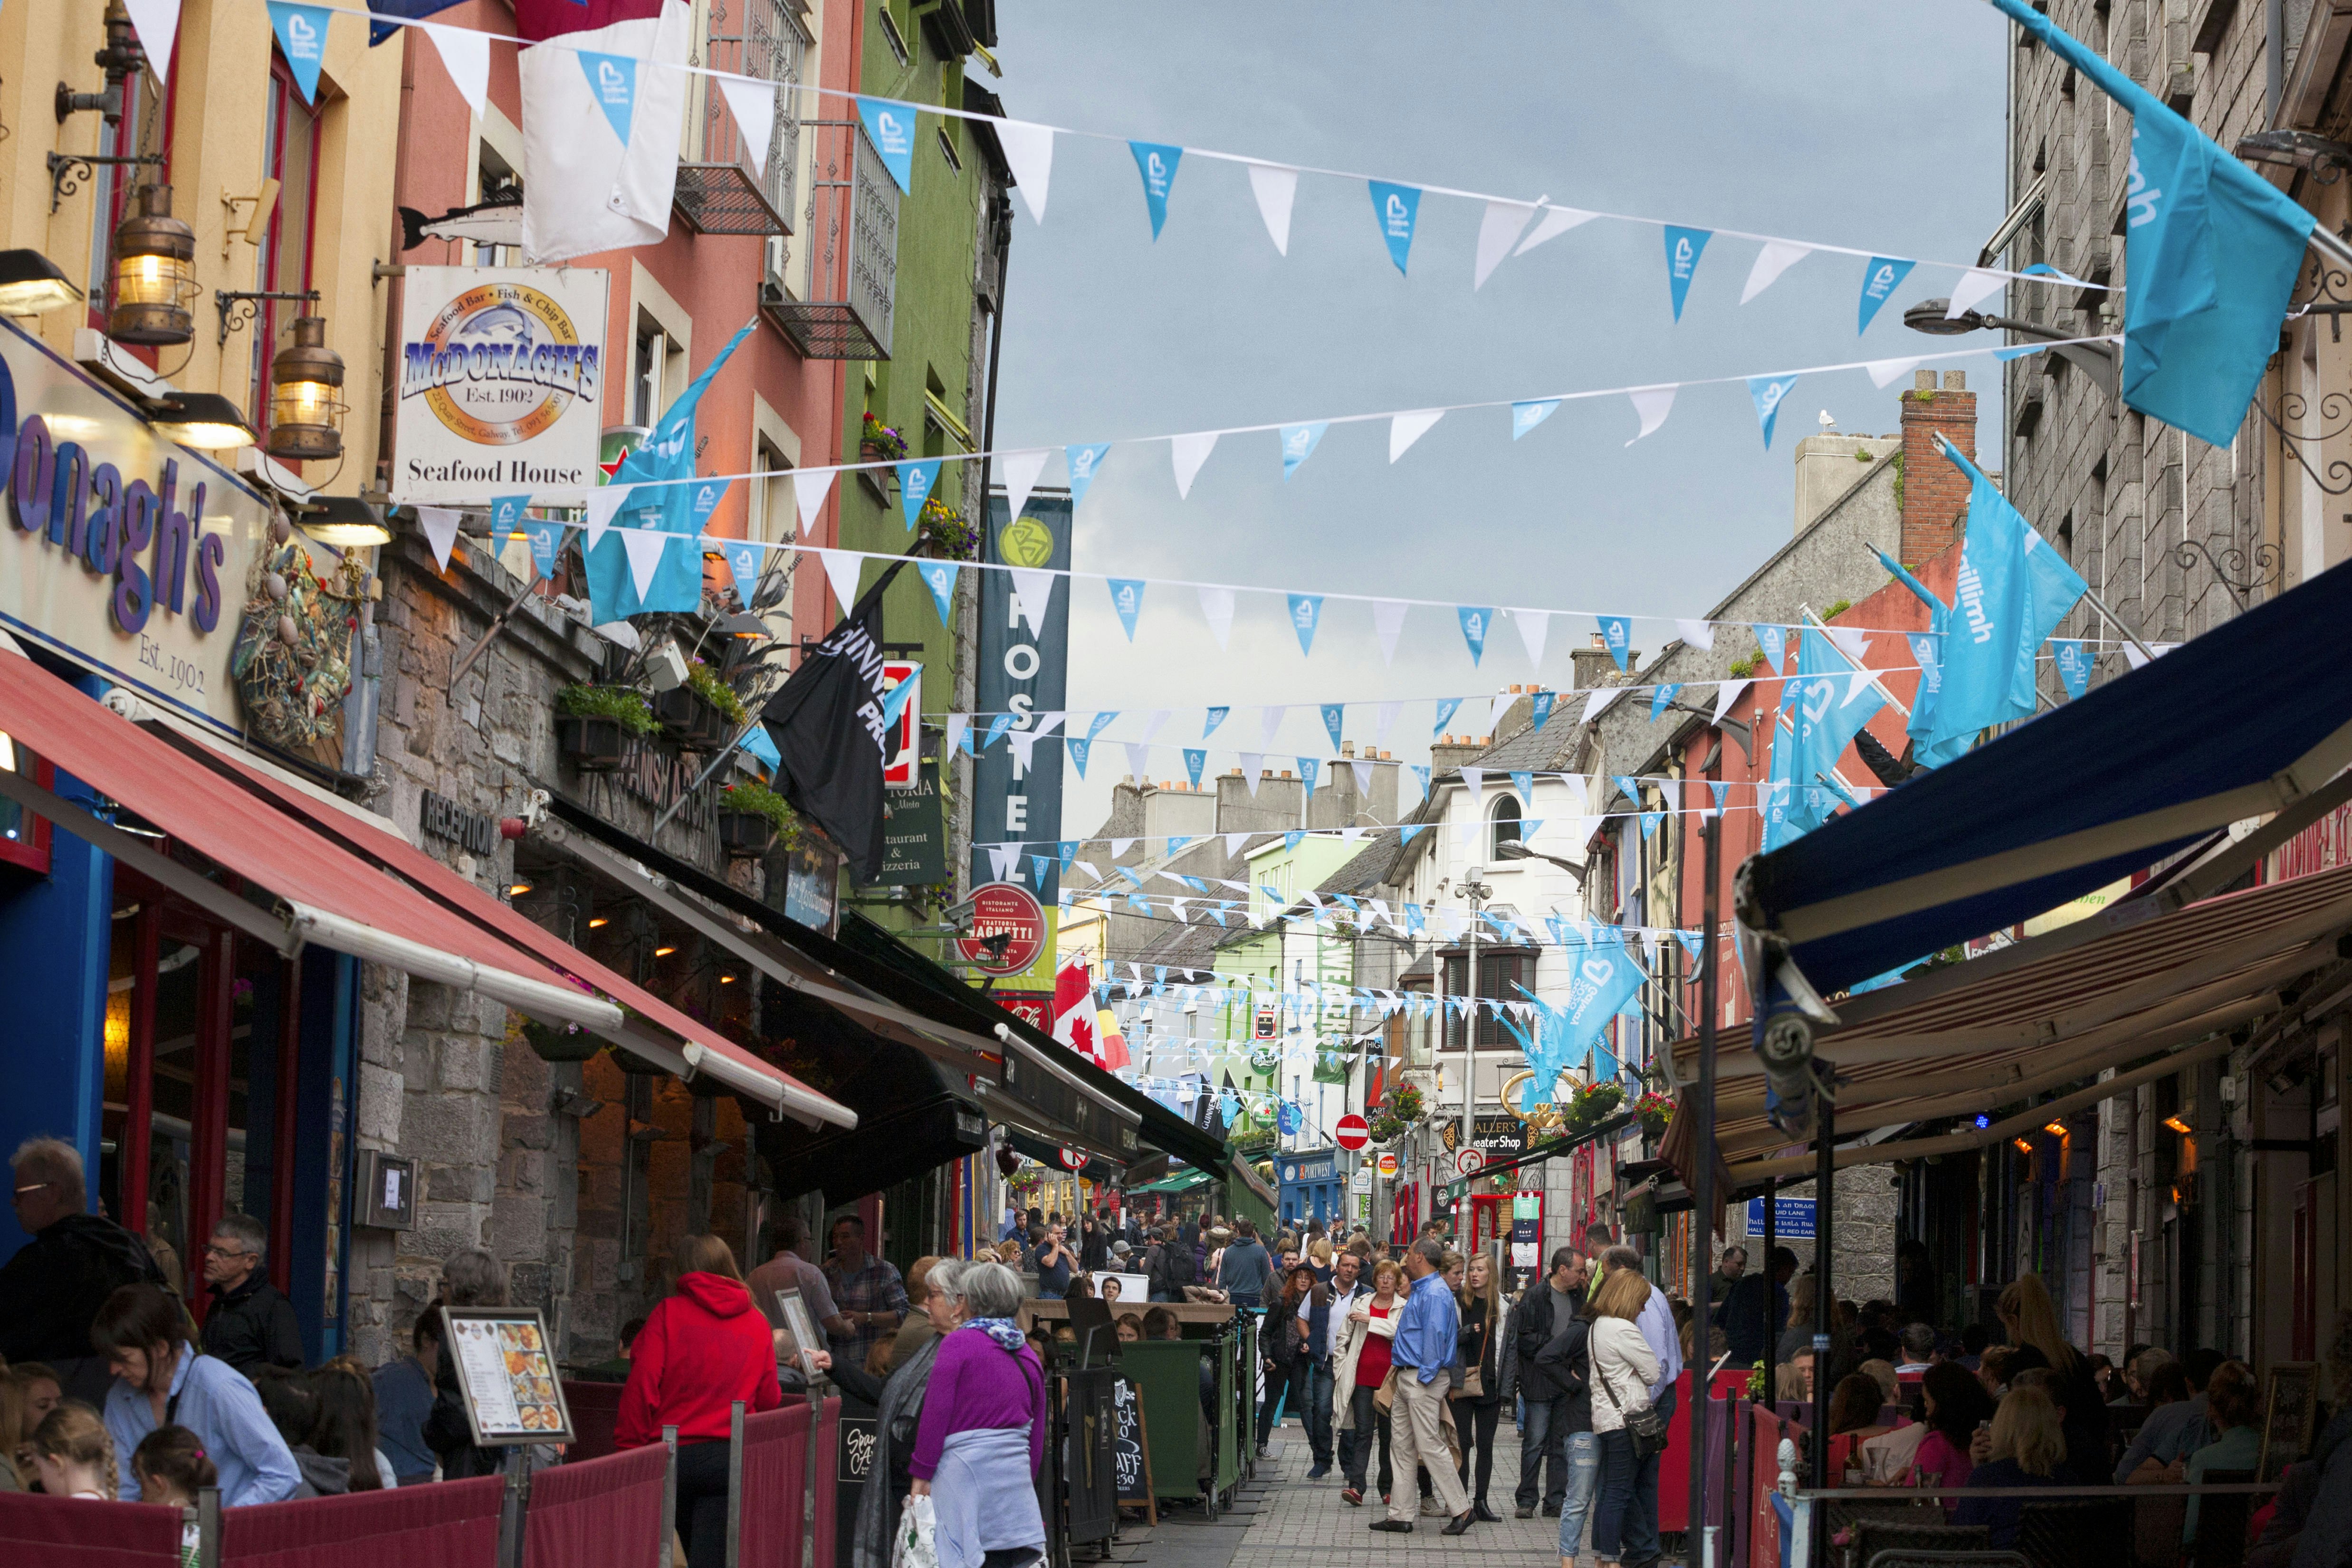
[1371,1238,1474,1536]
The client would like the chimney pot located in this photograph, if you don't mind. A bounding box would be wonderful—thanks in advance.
[1281,770,1293,779]
[1914,370,1937,391]
[1942,370,1966,391]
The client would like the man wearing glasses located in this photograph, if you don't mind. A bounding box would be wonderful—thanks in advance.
[200,1213,305,1375]
[0,1138,172,1405]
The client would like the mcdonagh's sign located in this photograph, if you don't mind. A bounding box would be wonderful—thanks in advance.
[392,266,609,504]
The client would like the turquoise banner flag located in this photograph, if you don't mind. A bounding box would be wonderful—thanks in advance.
[897,458,941,529]
[917,559,957,625]
[1129,142,1183,238]
[1319,703,1345,751]
[1916,439,2087,766]
[1530,691,1557,730]
[522,519,561,582]
[1287,593,1323,656]
[1748,372,1799,448]
[1065,443,1111,506]
[579,52,638,147]
[1512,399,1561,439]
[586,321,755,621]
[1066,737,1091,777]
[1280,422,1327,479]
[1650,682,1682,720]
[1299,756,1320,791]
[489,494,530,539]
[1184,748,1207,787]
[1857,256,1916,333]
[2053,638,2092,699]
[721,539,761,611]
[1107,578,1145,640]
[1992,0,2314,447]
[1785,627,1886,839]
[859,98,916,191]
[1754,623,1788,673]
[1509,770,1534,800]
[1458,606,1493,665]
[1663,225,1711,319]
[1597,614,1632,670]
[1432,696,1463,735]
[1203,706,1228,737]
[268,4,332,101]
[1905,630,1943,745]
[1369,181,1422,274]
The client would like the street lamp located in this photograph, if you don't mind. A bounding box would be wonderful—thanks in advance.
[1903,297,2118,400]
[1459,864,1493,1175]
[1495,837,1589,885]
[107,184,198,345]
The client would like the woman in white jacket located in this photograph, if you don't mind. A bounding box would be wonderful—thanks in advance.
[1583,1268,1662,1568]
[1328,1258,1405,1507]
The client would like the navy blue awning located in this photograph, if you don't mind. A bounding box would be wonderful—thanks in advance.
[1743,559,2352,996]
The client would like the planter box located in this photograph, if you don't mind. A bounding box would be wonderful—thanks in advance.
[556,716,630,772]
[690,700,733,750]
[521,1020,605,1062]
[717,812,778,858]
[652,686,711,741]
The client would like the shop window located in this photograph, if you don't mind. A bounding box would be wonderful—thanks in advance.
[1490,794,1522,860]
[248,56,321,454]
[1443,951,1526,1050]
[0,733,54,875]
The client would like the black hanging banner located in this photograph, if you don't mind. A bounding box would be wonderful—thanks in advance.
[761,564,904,885]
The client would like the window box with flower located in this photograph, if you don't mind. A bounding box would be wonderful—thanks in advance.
[556,685,659,772]
[717,779,802,860]
[654,660,748,751]
[859,411,908,465]
[915,496,977,560]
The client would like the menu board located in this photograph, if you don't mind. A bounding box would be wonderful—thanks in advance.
[444,1308,574,1445]
[1109,1376,1154,1521]
[774,1287,825,1383]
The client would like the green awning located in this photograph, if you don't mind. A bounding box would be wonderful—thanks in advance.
[1128,1168,1212,1195]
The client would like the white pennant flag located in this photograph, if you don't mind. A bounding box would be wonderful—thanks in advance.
[1374,701,1401,746]
[1350,759,1374,794]
[1247,163,1299,254]
[1141,708,1172,746]
[1674,618,1715,651]
[1826,624,1872,665]
[1389,410,1444,462]
[1845,668,1878,705]
[1110,839,1136,859]
[123,0,181,83]
[583,484,632,553]
[792,466,836,538]
[1170,432,1218,498]
[1513,204,1597,256]
[1513,608,1549,668]
[421,22,491,120]
[994,119,1055,222]
[1946,268,2007,319]
[1866,356,1926,390]
[716,74,777,182]
[987,844,1023,881]
[1489,692,1517,734]
[1225,832,1251,857]
[945,713,968,757]
[1460,766,1485,808]
[1625,386,1677,447]
[418,507,462,571]
[1123,742,1153,781]
[621,528,669,599]
[1712,679,1750,724]
[1000,448,1051,527]
[815,549,864,614]
[1473,199,1539,289]
[1740,240,1812,304]
[1366,598,1409,666]
[1009,568,1056,633]
[1257,704,1287,746]
[1010,711,1066,770]
[1197,585,1235,649]
[1237,755,1262,794]
[1581,688,1615,723]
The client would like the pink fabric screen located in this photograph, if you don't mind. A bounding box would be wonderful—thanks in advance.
[736,1404,813,1568]
[524,1445,668,1568]
[0,1492,182,1568]
[564,1381,627,1462]
[810,1396,842,1568]
[220,1473,504,1568]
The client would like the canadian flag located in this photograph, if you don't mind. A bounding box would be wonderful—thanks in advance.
[1053,959,1127,1070]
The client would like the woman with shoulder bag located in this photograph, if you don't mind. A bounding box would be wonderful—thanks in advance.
[1331,1258,1404,1507]
[1256,1265,1315,1456]
[1587,1268,1663,1568]
[849,1259,963,1568]
[1452,1248,1504,1522]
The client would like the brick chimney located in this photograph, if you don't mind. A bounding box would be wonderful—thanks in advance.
[1898,369,1977,566]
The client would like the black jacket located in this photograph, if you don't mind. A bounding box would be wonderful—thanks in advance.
[0,1213,169,1364]
[202,1273,305,1375]
[1147,1237,1196,1298]
[1516,1282,1592,1412]
[1457,1297,1501,1406]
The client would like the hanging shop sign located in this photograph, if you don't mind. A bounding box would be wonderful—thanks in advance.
[391,265,609,505]
[1375,1151,1399,1178]
[973,490,1071,901]
[0,320,327,738]
[958,880,1047,975]
[881,660,921,786]
[877,754,946,886]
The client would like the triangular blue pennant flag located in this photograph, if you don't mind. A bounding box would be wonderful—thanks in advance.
[1457,606,1493,665]
[268,4,333,102]
[721,540,762,611]
[1709,780,1730,811]
[897,459,941,529]
[1284,832,1304,853]
[1319,704,1345,752]
[1432,696,1463,735]
[1107,579,1146,640]
[1409,765,1432,800]
[1287,593,1324,656]
[1065,443,1111,507]
[2052,638,2092,699]
[1996,0,2316,447]
[1369,181,1422,273]
[917,559,958,625]
[691,478,728,531]
[1279,422,1328,479]
[1597,615,1632,670]
[878,664,922,731]
[587,323,755,621]
[1088,711,1120,741]
[1663,225,1711,320]
[1298,757,1320,792]
[1857,256,1916,333]
[1650,682,1682,721]
[579,51,639,147]
[859,97,917,191]
[982,713,1017,751]
[1203,706,1229,738]
[1511,399,1561,440]
[1613,774,1640,804]
[1129,142,1183,238]
[1509,771,1534,801]
[1184,748,1207,787]
[1754,623,1788,674]
[1748,373,1799,448]
[1066,737,1091,777]
[1519,818,1543,841]
[740,721,782,778]
[522,519,562,582]
[1032,856,1052,889]
[489,494,530,541]
[1058,841,1079,871]
[1530,691,1556,730]
[1676,930,1705,962]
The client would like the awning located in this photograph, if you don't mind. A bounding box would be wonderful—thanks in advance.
[1128,1168,1212,1195]
[1698,859,2352,1181]
[1741,558,2352,997]
[1005,1129,1123,1182]
[1225,1154,1278,1208]
[758,1026,989,1201]
[133,705,853,1127]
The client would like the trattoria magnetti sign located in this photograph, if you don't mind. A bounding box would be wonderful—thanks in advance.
[391,266,609,505]
[0,319,317,735]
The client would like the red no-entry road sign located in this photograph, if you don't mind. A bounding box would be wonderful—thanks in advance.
[1334,1114,1370,1151]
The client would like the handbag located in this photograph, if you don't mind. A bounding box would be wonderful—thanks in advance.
[1596,1340,1668,1460]
[1451,1309,1490,1401]
[1371,1364,1399,1416]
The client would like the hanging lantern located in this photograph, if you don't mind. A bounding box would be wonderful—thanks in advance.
[107,185,197,345]
[267,316,346,460]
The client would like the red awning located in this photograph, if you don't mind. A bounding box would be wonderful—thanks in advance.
[152,719,853,1128]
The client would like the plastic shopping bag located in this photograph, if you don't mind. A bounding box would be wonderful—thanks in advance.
[891,1493,940,1568]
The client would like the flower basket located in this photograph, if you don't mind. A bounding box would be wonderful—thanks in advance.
[652,686,716,745]
[717,811,777,859]
[1635,1091,1674,1139]
[858,440,890,464]
[1564,1081,1627,1135]
[556,716,630,773]
[521,1018,605,1062]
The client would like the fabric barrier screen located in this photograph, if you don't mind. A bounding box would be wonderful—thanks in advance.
[525,1444,669,1568]
[736,1402,814,1568]
[0,1491,183,1568]
[562,1379,627,1462]
[220,1473,504,1568]
[811,1396,843,1568]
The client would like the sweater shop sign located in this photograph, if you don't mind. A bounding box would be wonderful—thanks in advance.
[392,266,609,505]
[0,319,290,735]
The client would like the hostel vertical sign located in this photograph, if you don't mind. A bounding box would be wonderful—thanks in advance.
[975,490,1071,906]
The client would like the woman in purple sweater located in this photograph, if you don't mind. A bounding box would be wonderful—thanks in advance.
[908,1260,1048,1568]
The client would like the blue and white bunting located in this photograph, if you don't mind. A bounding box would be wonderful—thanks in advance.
[2052,638,2092,699]
[1458,606,1493,665]
[1432,696,1463,735]
[1748,373,1800,448]
[267,3,331,101]
[1299,756,1321,791]
[1530,691,1557,730]
[1650,682,1682,720]
[522,518,562,582]
[1065,443,1111,507]
[917,559,958,625]
[1663,225,1711,320]
[1204,706,1229,738]
[721,539,761,610]
[1280,421,1328,479]
[1319,703,1346,751]
[1066,738,1092,777]
[1287,593,1324,656]
[897,458,941,528]
[1184,748,1207,787]
[1107,578,1146,640]
[1597,615,1632,671]
[1129,142,1183,239]
[1857,256,1916,333]
[579,51,639,147]
[1369,181,1421,273]
[859,98,917,192]
[1512,399,1561,440]
[1754,623,1788,674]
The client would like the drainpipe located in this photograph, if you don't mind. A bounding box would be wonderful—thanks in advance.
[2269,0,2285,125]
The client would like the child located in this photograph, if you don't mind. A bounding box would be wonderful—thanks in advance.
[28,1402,116,1499]
[133,1427,216,1568]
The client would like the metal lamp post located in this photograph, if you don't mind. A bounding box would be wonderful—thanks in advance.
[1459,865,1493,1205]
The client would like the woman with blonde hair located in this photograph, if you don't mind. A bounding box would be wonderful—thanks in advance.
[1774,1275,1818,1367]
[29,1402,118,1499]
[1332,1257,1405,1507]
[1994,1273,2106,1478]
[1452,1248,1505,1521]
[1954,1385,2071,1549]
[1587,1268,1663,1568]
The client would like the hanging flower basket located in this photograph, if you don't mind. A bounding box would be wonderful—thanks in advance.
[717,811,777,859]
[520,1017,605,1063]
[1635,1091,1674,1139]
[555,716,629,772]
[1564,1081,1627,1135]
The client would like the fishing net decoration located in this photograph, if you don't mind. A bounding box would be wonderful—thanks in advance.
[230,520,363,755]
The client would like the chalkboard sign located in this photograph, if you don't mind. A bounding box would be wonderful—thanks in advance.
[1110,1375,1156,1523]
[2258,1362,2320,1482]
[835,1411,878,1568]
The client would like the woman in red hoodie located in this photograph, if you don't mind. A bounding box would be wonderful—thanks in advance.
[617,1235,782,1568]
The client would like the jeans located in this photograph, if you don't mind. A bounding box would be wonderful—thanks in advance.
[1516,1393,1568,1510]
[1454,1398,1500,1504]
[1256,1359,1301,1446]
[1556,1433,1598,1557]
[1303,1359,1336,1464]
[672,1438,732,1568]
[1591,1429,1638,1562]
[1343,1384,1392,1495]
[1618,1384,1673,1562]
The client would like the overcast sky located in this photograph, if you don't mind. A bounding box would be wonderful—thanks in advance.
[980,0,2012,841]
